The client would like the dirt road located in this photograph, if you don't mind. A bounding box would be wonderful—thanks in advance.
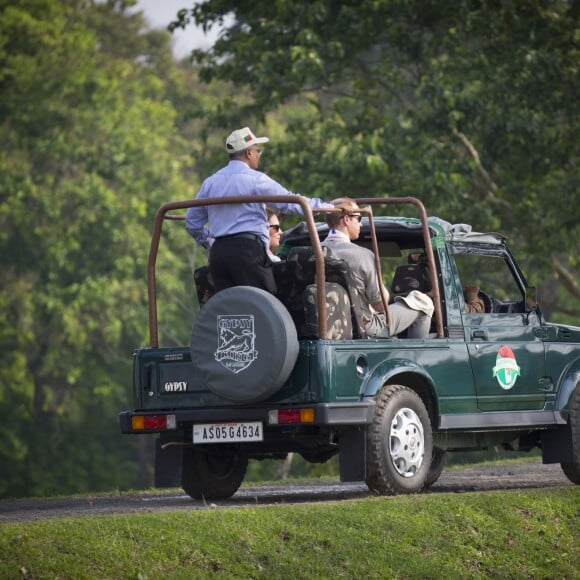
[0,462,573,523]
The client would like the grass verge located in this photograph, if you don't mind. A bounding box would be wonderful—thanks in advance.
[0,487,578,579]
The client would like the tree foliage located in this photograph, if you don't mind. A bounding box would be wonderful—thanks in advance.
[0,0,578,498]
[0,0,195,497]
[174,0,579,320]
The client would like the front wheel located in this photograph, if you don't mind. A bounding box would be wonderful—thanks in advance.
[561,384,580,485]
[181,446,248,500]
[366,384,433,495]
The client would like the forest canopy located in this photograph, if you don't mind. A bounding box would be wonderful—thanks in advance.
[0,0,577,498]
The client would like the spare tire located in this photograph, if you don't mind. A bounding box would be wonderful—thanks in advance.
[191,286,299,403]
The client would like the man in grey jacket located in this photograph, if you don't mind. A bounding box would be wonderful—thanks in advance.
[322,198,433,339]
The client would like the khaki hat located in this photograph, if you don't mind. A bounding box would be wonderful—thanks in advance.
[394,290,434,316]
[226,127,269,153]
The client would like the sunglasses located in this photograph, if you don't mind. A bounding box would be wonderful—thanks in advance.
[348,213,362,222]
[269,224,281,231]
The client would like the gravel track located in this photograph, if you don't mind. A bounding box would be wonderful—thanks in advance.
[0,462,573,523]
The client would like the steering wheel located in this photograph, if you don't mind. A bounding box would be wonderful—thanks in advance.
[477,290,493,313]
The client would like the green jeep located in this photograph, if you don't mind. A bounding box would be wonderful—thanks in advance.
[119,196,580,499]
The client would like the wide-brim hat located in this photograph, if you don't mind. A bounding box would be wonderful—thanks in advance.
[394,290,434,316]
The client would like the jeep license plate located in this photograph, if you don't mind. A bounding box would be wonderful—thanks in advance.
[193,422,263,444]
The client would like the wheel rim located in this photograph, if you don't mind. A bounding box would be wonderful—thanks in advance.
[389,407,425,477]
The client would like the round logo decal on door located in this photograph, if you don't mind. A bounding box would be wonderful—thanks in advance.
[492,345,521,390]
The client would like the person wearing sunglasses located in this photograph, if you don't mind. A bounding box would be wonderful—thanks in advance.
[266,208,283,262]
[185,127,332,294]
[322,198,433,339]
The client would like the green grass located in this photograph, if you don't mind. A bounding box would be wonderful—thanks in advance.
[1,488,578,579]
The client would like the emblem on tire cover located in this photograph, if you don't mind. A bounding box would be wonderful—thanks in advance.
[214,315,258,373]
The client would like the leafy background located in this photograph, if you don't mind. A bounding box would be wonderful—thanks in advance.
[0,0,577,498]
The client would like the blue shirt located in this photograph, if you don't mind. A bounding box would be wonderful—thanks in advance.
[185,160,332,248]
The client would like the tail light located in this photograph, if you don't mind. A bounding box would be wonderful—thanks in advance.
[268,408,315,425]
[131,414,176,431]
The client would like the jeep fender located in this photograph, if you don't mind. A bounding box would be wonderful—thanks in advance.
[361,358,438,418]
[554,355,580,418]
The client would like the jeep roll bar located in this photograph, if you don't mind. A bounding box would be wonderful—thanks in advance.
[146,195,443,347]
[147,195,328,347]
[355,197,443,338]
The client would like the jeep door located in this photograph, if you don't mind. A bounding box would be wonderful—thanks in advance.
[451,244,547,412]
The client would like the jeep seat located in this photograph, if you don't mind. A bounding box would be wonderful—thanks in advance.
[193,265,215,306]
[391,262,431,298]
[303,282,353,340]
[274,246,368,339]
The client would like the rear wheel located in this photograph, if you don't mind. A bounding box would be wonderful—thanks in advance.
[366,384,433,495]
[561,384,580,485]
[181,446,248,500]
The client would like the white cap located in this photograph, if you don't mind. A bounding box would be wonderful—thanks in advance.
[225,127,269,153]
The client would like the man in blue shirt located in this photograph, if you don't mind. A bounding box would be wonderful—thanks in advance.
[185,127,332,294]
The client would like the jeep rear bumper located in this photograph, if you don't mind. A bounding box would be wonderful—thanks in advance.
[119,400,376,434]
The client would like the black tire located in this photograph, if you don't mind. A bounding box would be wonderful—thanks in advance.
[424,449,447,488]
[191,286,299,403]
[366,384,433,495]
[561,384,580,485]
[181,445,248,500]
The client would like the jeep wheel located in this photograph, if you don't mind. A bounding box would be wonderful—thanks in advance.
[191,286,299,403]
[181,446,248,500]
[366,384,433,495]
[561,384,580,485]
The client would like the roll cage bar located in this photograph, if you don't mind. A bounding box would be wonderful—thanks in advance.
[146,196,443,347]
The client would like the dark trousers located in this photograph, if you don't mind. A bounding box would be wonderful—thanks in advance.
[209,235,277,294]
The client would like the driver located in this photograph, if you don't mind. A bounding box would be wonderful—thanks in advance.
[407,253,487,314]
[464,285,486,313]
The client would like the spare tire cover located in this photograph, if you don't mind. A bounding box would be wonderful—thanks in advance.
[191,286,299,403]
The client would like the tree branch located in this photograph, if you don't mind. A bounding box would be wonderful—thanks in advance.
[552,257,580,301]
[452,128,511,210]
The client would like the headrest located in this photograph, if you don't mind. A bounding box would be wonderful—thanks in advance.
[392,263,431,296]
